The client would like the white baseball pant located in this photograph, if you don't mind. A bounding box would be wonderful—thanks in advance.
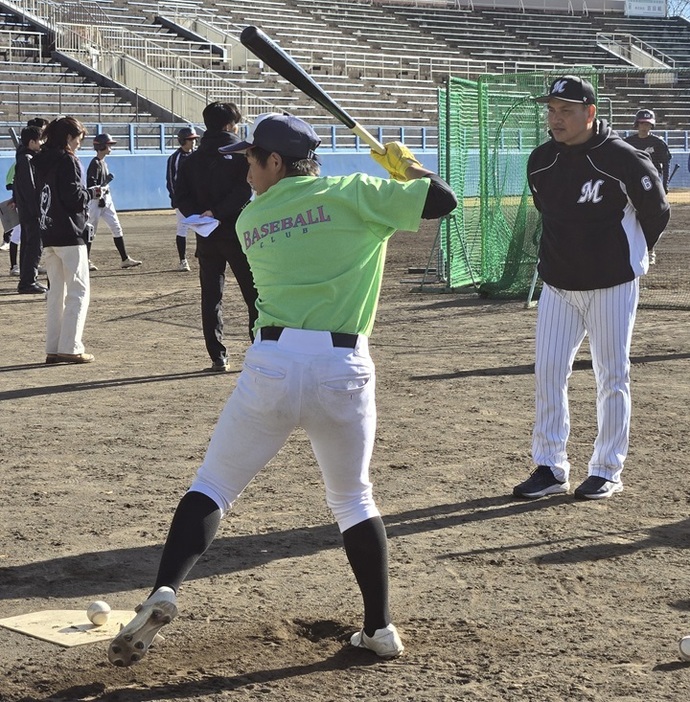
[175,209,193,238]
[532,279,639,484]
[189,328,380,533]
[88,196,123,238]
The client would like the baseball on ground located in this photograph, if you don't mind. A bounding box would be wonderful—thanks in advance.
[87,600,111,626]
[679,636,690,661]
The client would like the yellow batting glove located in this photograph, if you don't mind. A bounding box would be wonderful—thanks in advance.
[371,141,423,182]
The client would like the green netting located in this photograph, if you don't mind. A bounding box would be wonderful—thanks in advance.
[438,77,482,290]
[438,69,598,298]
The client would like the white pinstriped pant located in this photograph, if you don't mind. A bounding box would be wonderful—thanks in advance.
[532,279,639,484]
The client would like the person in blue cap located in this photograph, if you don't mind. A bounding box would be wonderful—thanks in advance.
[108,112,457,668]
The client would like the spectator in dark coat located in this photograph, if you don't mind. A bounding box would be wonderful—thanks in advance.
[32,116,94,364]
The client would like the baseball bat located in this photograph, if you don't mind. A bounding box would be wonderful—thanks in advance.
[240,25,386,154]
[668,162,679,184]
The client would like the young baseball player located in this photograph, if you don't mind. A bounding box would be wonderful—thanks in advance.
[86,133,141,270]
[166,126,199,271]
[624,109,671,193]
[108,113,457,667]
[513,75,670,501]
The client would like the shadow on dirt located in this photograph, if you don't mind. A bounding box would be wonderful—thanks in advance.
[1,495,567,600]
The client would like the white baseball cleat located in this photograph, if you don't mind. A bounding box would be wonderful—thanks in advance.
[108,587,177,667]
[350,623,404,659]
[679,635,690,661]
[121,256,142,269]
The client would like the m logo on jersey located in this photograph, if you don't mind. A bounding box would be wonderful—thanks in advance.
[577,179,604,204]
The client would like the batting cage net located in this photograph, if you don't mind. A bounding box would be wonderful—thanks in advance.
[437,67,690,309]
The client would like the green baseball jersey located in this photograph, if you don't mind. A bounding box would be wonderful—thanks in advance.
[237,173,430,336]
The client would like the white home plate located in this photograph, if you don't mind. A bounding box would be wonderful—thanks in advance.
[0,609,135,647]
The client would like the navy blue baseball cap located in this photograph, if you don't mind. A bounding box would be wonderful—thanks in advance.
[218,113,321,159]
[535,75,596,105]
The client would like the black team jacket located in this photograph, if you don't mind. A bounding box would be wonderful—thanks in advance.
[32,147,90,247]
[527,119,670,291]
[174,129,251,246]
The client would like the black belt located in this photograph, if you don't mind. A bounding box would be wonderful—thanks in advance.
[260,327,358,349]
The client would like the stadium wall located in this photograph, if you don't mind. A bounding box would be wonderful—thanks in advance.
[1,151,688,211]
[0,151,439,211]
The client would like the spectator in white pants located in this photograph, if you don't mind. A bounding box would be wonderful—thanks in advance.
[32,116,94,364]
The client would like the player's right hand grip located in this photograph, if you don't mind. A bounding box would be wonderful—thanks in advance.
[370,142,423,182]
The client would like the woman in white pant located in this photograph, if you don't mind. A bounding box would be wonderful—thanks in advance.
[32,117,94,364]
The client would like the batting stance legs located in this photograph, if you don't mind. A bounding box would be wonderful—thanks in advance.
[533,280,639,485]
[109,329,397,666]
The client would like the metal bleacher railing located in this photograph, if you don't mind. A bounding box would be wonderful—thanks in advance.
[0,120,438,153]
[1,0,615,126]
[2,120,688,157]
[2,0,285,122]
[2,0,690,143]
[596,32,677,69]
[0,28,43,61]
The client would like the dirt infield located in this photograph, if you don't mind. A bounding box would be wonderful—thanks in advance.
[1,208,690,702]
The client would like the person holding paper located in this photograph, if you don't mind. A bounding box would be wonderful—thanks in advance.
[174,102,257,372]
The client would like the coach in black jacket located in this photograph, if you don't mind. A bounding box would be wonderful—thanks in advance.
[513,75,670,502]
[175,102,257,372]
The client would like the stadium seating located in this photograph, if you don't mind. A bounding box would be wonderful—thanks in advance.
[0,0,689,132]
[0,61,154,122]
[480,10,627,67]
[0,7,157,123]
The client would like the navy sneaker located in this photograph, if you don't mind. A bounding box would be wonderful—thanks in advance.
[574,476,623,500]
[513,465,569,499]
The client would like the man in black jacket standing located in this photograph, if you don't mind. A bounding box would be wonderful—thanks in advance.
[512,75,670,501]
[174,102,257,372]
[14,125,46,294]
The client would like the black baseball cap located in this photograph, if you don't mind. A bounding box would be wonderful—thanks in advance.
[93,133,117,147]
[535,75,596,105]
[218,113,321,159]
[634,108,655,126]
[177,126,199,140]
